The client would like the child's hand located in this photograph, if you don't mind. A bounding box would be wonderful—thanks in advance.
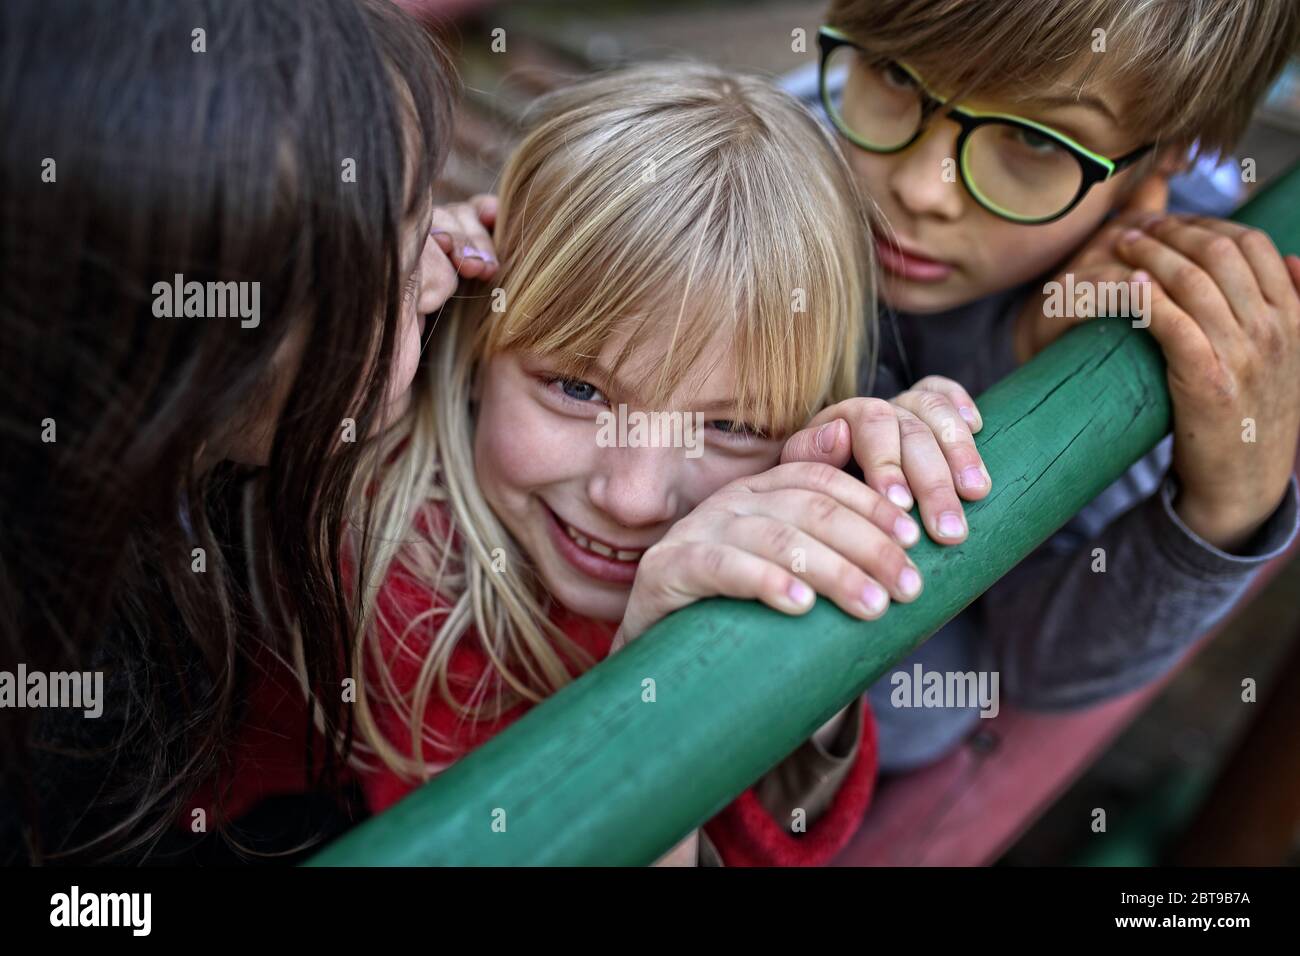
[615,462,921,644]
[428,194,499,282]
[1114,214,1300,551]
[1014,174,1169,362]
[778,381,990,546]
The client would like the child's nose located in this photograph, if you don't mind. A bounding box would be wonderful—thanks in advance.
[889,120,965,222]
[586,446,682,530]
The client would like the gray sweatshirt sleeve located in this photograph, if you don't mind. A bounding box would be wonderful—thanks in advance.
[977,440,1299,709]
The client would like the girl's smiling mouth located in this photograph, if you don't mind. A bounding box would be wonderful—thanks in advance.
[541,501,648,586]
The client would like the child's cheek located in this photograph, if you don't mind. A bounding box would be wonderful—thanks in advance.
[978,188,1116,286]
[968,215,1095,290]
[473,365,591,510]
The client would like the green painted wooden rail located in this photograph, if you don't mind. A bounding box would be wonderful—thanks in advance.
[309,162,1300,866]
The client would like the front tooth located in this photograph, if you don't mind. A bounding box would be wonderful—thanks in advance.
[588,540,614,558]
[616,549,641,561]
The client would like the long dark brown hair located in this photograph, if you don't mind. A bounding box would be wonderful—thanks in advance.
[0,0,456,862]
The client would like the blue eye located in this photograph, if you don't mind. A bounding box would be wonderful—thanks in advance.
[555,377,604,403]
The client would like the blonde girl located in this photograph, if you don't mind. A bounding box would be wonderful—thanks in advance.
[350,62,987,865]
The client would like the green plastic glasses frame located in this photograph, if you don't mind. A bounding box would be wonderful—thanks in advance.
[817,25,1155,224]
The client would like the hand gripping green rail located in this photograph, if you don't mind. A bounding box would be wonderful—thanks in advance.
[309,162,1300,866]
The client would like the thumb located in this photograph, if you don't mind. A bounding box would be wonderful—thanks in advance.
[780,418,850,468]
[1118,171,1169,219]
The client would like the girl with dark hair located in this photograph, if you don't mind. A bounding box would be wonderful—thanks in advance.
[0,0,483,863]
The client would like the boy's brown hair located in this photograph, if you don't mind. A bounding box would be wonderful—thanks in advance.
[826,0,1300,161]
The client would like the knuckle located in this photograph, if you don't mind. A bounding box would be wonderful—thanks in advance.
[1239,228,1274,256]
[761,519,800,556]
[858,397,898,422]
[797,461,841,493]
[670,541,720,584]
[869,456,905,484]
[807,493,841,526]
[897,414,934,440]
[916,391,952,416]
[918,475,957,500]
[1173,262,1211,297]
[1204,235,1237,261]
[700,543,730,582]
[1259,316,1286,354]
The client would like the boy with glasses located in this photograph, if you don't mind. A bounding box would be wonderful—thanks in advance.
[792,0,1300,773]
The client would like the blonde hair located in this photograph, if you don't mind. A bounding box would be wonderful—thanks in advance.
[828,0,1300,161]
[351,62,875,782]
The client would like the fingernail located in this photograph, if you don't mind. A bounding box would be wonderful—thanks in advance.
[959,466,986,491]
[1131,270,1151,284]
[788,579,814,608]
[860,582,889,616]
[897,566,922,599]
[461,244,497,263]
[1136,213,1164,228]
[958,406,978,426]
[895,515,919,546]
[815,421,836,455]
[430,227,450,237]
[1121,228,1144,245]
[937,511,965,539]
[887,484,912,508]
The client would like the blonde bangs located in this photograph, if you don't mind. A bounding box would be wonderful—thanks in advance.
[483,61,870,437]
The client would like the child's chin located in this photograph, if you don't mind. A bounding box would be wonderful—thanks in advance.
[882,274,976,314]
[545,569,630,624]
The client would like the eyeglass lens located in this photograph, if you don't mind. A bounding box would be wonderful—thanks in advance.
[824,45,1086,220]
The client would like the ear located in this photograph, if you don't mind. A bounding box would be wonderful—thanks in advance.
[417,230,459,317]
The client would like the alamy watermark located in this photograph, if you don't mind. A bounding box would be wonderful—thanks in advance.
[152,273,260,328]
[596,403,705,459]
[1042,273,1150,328]
[890,664,1000,718]
[50,886,150,936]
[0,665,103,718]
